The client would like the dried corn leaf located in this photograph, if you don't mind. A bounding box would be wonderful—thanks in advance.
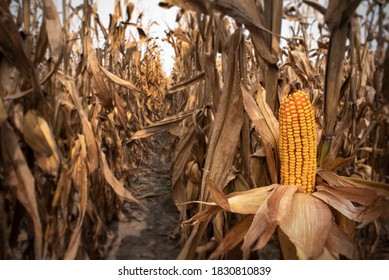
[23,110,61,171]
[313,190,385,224]
[325,0,362,28]
[316,184,381,207]
[241,83,278,183]
[99,65,143,93]
[202,29,244,192]
[280,193,332,260]
[100,150,142,206]
[171,125,196,212]
[210,215,253,259]
[0,97,7,125]
[211,0,278,64]
[242,184,297,258]
[167,72,205,94]
[65,136,88,259]
[23,110,52,156]
[207,178,230,211]
[0,2,41,95]
[1,122,42,259]
[326,222,358,259]
[86,35,113,108]
[66,80,99,173]
[226,185,274,214]
[128,109,194,142]
[341,176,389,194]
[42,0,64,65]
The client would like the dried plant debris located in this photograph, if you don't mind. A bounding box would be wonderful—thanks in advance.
[0,0,388,260]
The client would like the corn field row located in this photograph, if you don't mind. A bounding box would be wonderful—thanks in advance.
[0,0,388,260]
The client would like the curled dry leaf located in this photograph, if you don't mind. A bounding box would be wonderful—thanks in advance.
[99,65,144,94]
[42,0,65,70]
[0,1,42,96]
[241,83,279,183]
[0,122,42,259]
[100,150,143,207]
[201,29,244,193]
[65,135,88,260]
[128,109,194,142]
[23,110,61,176]
[0,98,7,124]
[66,79,99,173]
[280,193,332,260]
[326,222,358,259]
[242,185,297,258]
[23,110,53,156]
[167,72,205,94]
[86,35,113,109]
[313,190,385,225]
[210,215,254,259]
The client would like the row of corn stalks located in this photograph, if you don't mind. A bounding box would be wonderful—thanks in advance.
[0,0,168,259]
[0,0,388,260]
[134,0,389,259]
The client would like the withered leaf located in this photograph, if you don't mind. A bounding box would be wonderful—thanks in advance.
[1,122,42,259]
[100,150,143,207]
[86,35,113,108]
[65,136,88,260]
[280,193,332,260]
[42,0,65,65]
[99,65,144,93]
[66,80,99,173]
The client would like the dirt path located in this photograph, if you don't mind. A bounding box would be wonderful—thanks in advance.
[104,134,181,260]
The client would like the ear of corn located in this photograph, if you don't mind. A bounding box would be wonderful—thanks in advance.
[279,90,317,193]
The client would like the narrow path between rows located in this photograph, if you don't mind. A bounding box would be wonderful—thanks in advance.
[104,133,181,260]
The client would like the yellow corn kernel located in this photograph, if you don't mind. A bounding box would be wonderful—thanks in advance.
[279,90,317,193]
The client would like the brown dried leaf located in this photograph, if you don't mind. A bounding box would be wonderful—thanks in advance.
[34,18,49,64]
[65,136,88,260]
[280,193,332,260]
[242,185,297,257]
[99,65,144,93]
[210,215,253,259]
[318,168,389,197]
[0,98,6,125]
[325,0,361,28]
[0,2,41,95]
[289,50,317,82]
[23,110,52,156]
[241,83,279,183]
[42,0,65,64]
[100,150,142,206]
[322,156,356,171]
[313,190,385,224]
[66,80,99,173]
[171,124,196,187]
[129,109,194,142]
[316,184,381,207]
[303,0,326,15]
[202,29,244,193]
[207,178,230,211]
[326,222,358,259]
[167,72,205,94]
[23,110,61,172]
[1,122,42,259]
[86,35,113,108]
[226,185,274,214]
[341,176,389,194]
[210,0,279,64]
